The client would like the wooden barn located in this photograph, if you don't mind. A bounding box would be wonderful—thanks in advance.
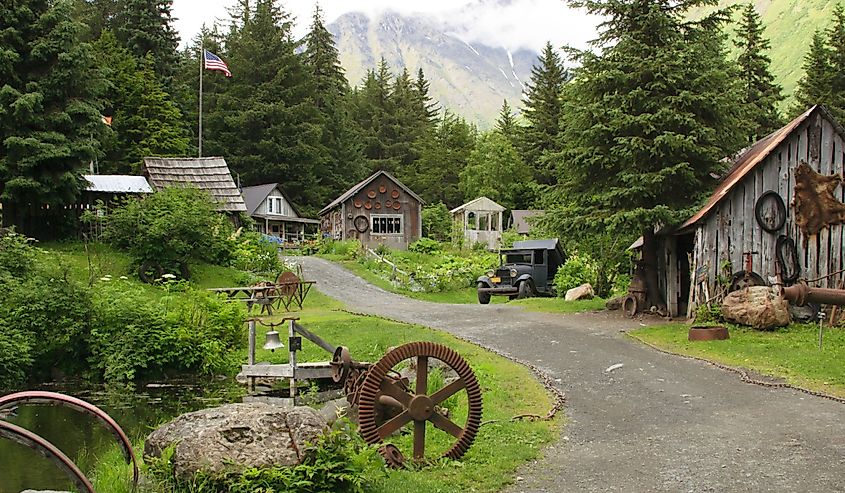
[451,197,505,250]
[142,157,247,214]
[241,183,318,242]
[660,105,845,318]
[319,170,423,250]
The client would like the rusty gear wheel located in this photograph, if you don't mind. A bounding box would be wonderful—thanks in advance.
[379,444,405,468]
[330,346,352,383]
[357,342,483,465]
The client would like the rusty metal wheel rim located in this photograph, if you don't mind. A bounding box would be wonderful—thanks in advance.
[276,271,300,297]
[357,342,482,464]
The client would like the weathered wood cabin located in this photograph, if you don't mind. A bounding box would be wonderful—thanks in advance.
[241,183,318,242]
[451,197,505,250]
[319,170,423,250]
[661,105,845,317]
[510,210,544,235]
[142,157,247,214]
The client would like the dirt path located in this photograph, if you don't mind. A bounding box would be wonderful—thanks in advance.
[292,256,845,492]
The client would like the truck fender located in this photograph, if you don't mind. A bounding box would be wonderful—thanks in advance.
[476,276,494,288]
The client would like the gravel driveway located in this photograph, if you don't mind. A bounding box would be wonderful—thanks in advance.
[291,256,845,492]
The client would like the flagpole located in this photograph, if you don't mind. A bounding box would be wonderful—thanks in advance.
[199,43,203,158]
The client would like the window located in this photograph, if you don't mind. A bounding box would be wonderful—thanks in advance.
[479,214,488,231]
[275,198,284,215]
[267,198,274,213]
[467,212,477,230]
[371,214,403,235]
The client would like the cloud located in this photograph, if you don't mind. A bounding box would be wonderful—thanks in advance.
[171,0,600,53]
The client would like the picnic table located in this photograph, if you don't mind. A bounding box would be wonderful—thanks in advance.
[207,274,315,315]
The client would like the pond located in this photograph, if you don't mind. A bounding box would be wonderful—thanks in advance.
[0,380,246,493]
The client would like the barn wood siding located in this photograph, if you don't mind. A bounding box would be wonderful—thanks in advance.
[342,175,421,250]
[692,116,845,309]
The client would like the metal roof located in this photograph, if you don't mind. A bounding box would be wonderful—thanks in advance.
[450,196,505,214]
[510,210,544,234]
[511,238,565,265]
[142,157,247,212]
[83,175,152,193]
[679,105,830,230]
[320,170,425,215]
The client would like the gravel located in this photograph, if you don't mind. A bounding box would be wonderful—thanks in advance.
[292,256,845,493]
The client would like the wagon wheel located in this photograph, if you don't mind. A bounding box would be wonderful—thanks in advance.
[138,261,164,284]
[357,342,483,467]
[276,271,300,297]
[330,346,352,383]
[729,271,766,292]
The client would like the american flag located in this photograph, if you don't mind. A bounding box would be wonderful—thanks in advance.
[204,50,231,77]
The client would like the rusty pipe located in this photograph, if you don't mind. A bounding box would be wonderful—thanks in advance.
[783,282,845,307]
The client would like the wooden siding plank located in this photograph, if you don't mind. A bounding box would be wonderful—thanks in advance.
[820,121,834,286]
[796,126,811,273]
[834,137,845,288]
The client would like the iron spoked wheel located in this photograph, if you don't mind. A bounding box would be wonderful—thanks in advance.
[729,271,767,292]
[357,342,483,467]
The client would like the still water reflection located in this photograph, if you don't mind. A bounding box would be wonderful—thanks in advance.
[0,380,244,493]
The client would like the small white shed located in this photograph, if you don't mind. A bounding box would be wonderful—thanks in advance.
[451,197,505,250]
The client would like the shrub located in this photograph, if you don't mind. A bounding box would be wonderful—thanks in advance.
[101,187,235,274]
[230,231,281,274]
[554,253,598,295]
[500,229,521,248]
[0,231,36,277]
[409,237,441,254]
[88,280,245,382]
[0,316,33,389]
[319,239,362,260]
[422,202,452,242]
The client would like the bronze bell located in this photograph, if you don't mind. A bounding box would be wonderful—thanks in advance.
[263,330,284,352]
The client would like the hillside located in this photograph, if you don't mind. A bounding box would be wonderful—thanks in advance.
[689,0,837,109]
[328,11,537,126]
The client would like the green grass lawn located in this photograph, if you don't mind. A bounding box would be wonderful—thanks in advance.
[69,248,560,493]
[40,241,260,290]
[630,322,845,398]
[329,257,606,313]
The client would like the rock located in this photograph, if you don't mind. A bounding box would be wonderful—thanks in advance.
[144,403,327,478]
[605,296,625,310]
[565,283,595,301]
[789,303,819,323]
[721,286,791,330]
[318,398,349,425]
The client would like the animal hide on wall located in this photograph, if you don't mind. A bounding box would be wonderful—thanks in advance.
[793,161,845,240]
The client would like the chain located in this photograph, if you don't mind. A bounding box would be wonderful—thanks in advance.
[627,333,845,404]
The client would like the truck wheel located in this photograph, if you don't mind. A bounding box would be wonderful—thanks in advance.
[477,283,491,305]
[517,281,532,299]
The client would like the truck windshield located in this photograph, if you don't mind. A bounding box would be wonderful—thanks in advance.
[503,252,532,264]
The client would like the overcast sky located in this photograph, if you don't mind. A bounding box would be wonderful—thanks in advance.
[171,0,601,53]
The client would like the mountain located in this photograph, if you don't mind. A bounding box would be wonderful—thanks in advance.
[688,0,834,111]
[328,11,538,127]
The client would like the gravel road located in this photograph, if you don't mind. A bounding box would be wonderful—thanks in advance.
[291,256,845,492]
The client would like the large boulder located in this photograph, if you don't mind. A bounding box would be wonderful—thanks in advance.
[565,283,595,301]
[144,403,327,478]
[721,286,791,330]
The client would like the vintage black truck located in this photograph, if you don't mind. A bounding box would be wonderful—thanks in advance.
[476,239,566,304]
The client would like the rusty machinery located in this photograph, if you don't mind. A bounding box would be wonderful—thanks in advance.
[330,341,483,468]
[0,391,139,492]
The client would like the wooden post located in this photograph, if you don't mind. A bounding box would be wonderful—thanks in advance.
[289,318,296,399]
[248,319,256,391]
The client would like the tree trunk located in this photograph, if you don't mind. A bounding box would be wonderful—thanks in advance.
[641,228,667,311]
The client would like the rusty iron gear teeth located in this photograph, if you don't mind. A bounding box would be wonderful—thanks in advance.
[357,342,483,464]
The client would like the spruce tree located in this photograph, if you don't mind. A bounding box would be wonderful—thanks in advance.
[520,41,567,185]
[303,5,366,202]
[734,3,783,141]
[460,132,531,210]
[793,31,834,116]
[112,0,180,83]
[349,60,396,172]
[204,0,327,212]
[0,0,106,237]
[414,68,439,124]
[559,0,746,309]
[824,4,845,120]
[409,111,476,208]
[495,99,519,145]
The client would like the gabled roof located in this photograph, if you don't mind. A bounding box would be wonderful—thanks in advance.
[512,239,565,265]
[319,170,425,215]
[241,183,304,218]
[83,175,152,193]
[680,106,839,230]
[510,210,544,234]
[450,196,505,214]
[142,157,247,212]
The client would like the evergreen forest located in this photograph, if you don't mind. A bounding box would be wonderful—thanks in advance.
[3,0,845,311]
